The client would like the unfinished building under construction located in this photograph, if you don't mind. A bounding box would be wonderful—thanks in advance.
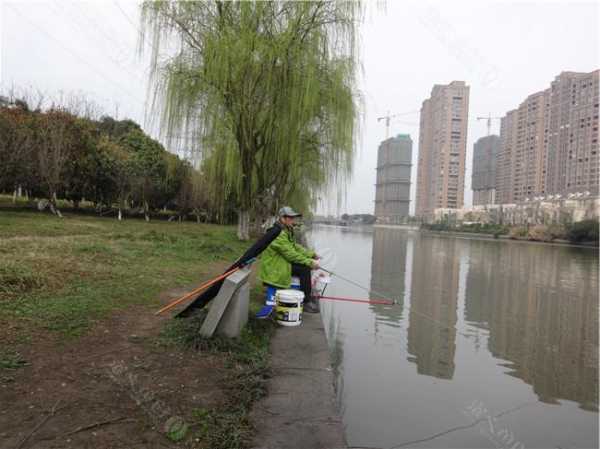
[374,134,412,224]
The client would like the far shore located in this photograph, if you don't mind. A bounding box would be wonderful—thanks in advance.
[308,222,598,249]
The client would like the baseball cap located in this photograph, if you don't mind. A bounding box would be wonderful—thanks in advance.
[278,206,302,217]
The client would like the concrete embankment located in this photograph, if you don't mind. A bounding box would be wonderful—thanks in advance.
[373,224,419,230]
[250,313,346,449]
[420,229,598,248]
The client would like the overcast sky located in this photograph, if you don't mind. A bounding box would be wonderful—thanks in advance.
[1,1,599,215]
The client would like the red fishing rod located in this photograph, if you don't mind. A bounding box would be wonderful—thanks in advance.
[317,267,397,305]
[318,295,394,305]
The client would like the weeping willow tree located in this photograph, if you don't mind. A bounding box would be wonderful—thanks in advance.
[141,0,362,239]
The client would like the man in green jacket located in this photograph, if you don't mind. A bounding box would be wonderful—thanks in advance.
[259,206,321,313]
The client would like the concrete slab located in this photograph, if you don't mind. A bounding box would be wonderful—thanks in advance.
[250,314,346,449]
[216,281,249,338]
[199,268,250,338]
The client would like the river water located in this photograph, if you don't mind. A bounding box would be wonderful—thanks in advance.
[308,225,598,449]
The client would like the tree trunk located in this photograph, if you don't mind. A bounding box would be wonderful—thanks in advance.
[49,198,63,218]
[237,209,250,240]
[117,197,124,221]
[144,201,150,222]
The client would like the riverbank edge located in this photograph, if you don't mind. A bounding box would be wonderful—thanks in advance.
[249,313,346,449]
[420,229,598,248]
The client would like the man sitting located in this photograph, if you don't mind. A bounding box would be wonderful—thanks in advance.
[259,206,320,314]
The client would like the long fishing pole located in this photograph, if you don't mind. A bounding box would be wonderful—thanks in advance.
[319,295,393,305]
[320,267,397,304]
[319,266,471,339]
[155,258,256,315]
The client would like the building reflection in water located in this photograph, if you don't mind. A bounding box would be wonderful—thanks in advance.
[465,243,599,411]
[369,228,411,330]
[406,236,459,380]
[367,228,598,410]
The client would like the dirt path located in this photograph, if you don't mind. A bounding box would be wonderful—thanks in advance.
[0,286,227,449]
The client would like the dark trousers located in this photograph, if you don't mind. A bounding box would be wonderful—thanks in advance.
[291,263,312,302]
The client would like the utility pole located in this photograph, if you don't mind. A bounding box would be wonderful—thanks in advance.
[476,113,502,136]
[377,110,419,139]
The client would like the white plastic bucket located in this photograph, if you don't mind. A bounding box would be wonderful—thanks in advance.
[275,289,304,327]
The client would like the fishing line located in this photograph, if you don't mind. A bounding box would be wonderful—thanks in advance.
[320,267,395,304]
[320,266,473,340]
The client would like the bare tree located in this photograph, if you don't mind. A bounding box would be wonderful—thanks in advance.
[35,110,76,217]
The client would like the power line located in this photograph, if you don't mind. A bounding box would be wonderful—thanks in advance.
[48,1,148,91]
[50,0,142,80]
[113,0,139,31]
[5,3,147,113]
[113,0,162,57]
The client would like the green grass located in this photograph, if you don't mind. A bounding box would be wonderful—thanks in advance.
[160,287,275,449]
[1,208,276,448]
[0,210,247,341]
[0,350,28,370]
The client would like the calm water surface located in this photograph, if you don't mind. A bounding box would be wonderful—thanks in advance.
[308,225,598,449]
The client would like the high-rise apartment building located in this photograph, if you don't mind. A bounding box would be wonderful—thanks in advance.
[496,91,549,203]
[495,70,599,203]
[472,135,500,205]
[374,134,412,223]
[416,81,470,217]
[546,71,599,196]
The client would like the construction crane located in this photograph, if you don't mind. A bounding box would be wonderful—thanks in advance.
[477,113,503,136]
[377,110,419,139]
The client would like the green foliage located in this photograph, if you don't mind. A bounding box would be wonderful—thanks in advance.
[566,220,600,243]
[165,417,189,442]
[525,224,568,242]
[0,211,246,340]
[0,102,200,219]
[508,226,529,239]
[0,106,35,193]
[141,1,362,235]
[422,222,509,237]
[97,116,141,139]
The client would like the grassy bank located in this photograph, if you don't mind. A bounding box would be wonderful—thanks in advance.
[1,209,276,448]
[0,210,247,345]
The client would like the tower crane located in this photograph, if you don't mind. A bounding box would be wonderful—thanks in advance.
[377,110,419,139]
[476,113,502,136]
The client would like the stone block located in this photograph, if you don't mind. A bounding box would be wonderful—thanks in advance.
[216,281,249,338]
[199,268,250,338]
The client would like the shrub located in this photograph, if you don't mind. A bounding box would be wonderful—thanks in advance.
[527,225,553,242]
[547,224,567,240]
[566,220,600,243]
[509,226,528,239]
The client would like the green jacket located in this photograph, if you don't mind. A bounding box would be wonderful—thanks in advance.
[258,223,315,289]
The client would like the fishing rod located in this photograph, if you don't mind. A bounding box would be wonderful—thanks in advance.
[155,258,256,315]
[319,267,397,304]
[319,266,471,339]
[319,295,393,305]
